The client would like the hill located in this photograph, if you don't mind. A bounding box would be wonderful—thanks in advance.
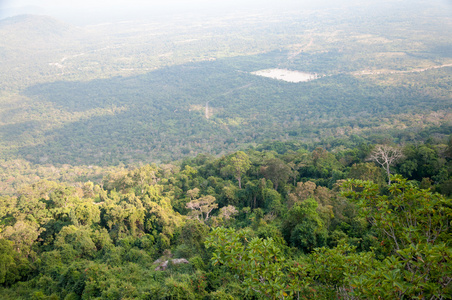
[0,14,81,49]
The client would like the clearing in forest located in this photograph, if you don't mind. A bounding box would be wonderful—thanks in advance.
[251,68,319,83]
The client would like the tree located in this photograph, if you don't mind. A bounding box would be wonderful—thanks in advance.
[0,239,30,286]
[245,180,261,209]
[310,147,343,179]
[342,175,450,251]
[261,158,290,191]
[186,195,218,222]
[369,145,403,184]
[219,205,238,220]
[281,198,326,252]
[445,136,452,159]
[221,151,251,189]
[341,175,452,299]
[54,225,97,258]
[179,219,209,255]
[287,181,316,208]
[282,150,309,185]
[287,162,300,186]
[348,162,384,185]
[205,227,310,299]
[1,218,44,257]
[186,188,200,200]
[308,241,377,299]
[262,188,284,217]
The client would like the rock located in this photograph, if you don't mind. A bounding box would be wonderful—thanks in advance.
[172,258,189,265]
[154,258,189,271]
[155,260,168,271]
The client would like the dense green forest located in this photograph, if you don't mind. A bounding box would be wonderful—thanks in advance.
[0,140,451,299]
[9,59,449,166]
[1,0,452,298]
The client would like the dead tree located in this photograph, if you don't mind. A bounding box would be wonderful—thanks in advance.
[369,145,403,185]
[186,195,218,222]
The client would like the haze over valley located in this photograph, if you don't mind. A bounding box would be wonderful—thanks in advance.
[1,0,451,167]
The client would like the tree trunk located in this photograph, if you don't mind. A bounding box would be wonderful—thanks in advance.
[386,164,391,185]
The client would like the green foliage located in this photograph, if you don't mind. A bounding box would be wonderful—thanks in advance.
[178,219,209,258]
[282,198,327,252]
[308,242,377,295]
[348,243,452,299]
[342,175,451,251]
[55,226,97,258]
[261,158,290,191]
[221,151,251,189]
[348,162,384,185]
[341,175,452,299]
[0,239,30,286]
[0,138,451,299]
[262,188,284,216]
[205,227,310,299]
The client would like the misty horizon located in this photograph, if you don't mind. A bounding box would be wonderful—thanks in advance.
[2,0,451,25]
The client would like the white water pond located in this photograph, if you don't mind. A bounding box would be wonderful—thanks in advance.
[251,69,318,83]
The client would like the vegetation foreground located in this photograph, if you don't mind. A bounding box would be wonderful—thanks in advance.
[0,140,451,299]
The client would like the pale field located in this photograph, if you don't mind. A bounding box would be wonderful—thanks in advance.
[251,68,318,83]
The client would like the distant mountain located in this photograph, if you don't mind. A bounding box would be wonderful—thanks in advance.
[0,14,80,49]
[0,5,47,19]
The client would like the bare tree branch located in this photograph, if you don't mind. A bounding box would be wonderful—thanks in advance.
[369,145,403,184]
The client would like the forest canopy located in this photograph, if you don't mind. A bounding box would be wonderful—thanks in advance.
[0,141,451,299]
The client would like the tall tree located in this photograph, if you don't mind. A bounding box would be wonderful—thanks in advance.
[369,145,403,184]
[261,158,290,191]
[221,151,251,189]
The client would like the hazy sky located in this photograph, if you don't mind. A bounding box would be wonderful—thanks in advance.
[3,0,452,9]
[1,0,331,10]
[3,0,315,7]
[1,0,355,24]
[0,0,314,22]
[0,0,392,13]
[1,0,452,24]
